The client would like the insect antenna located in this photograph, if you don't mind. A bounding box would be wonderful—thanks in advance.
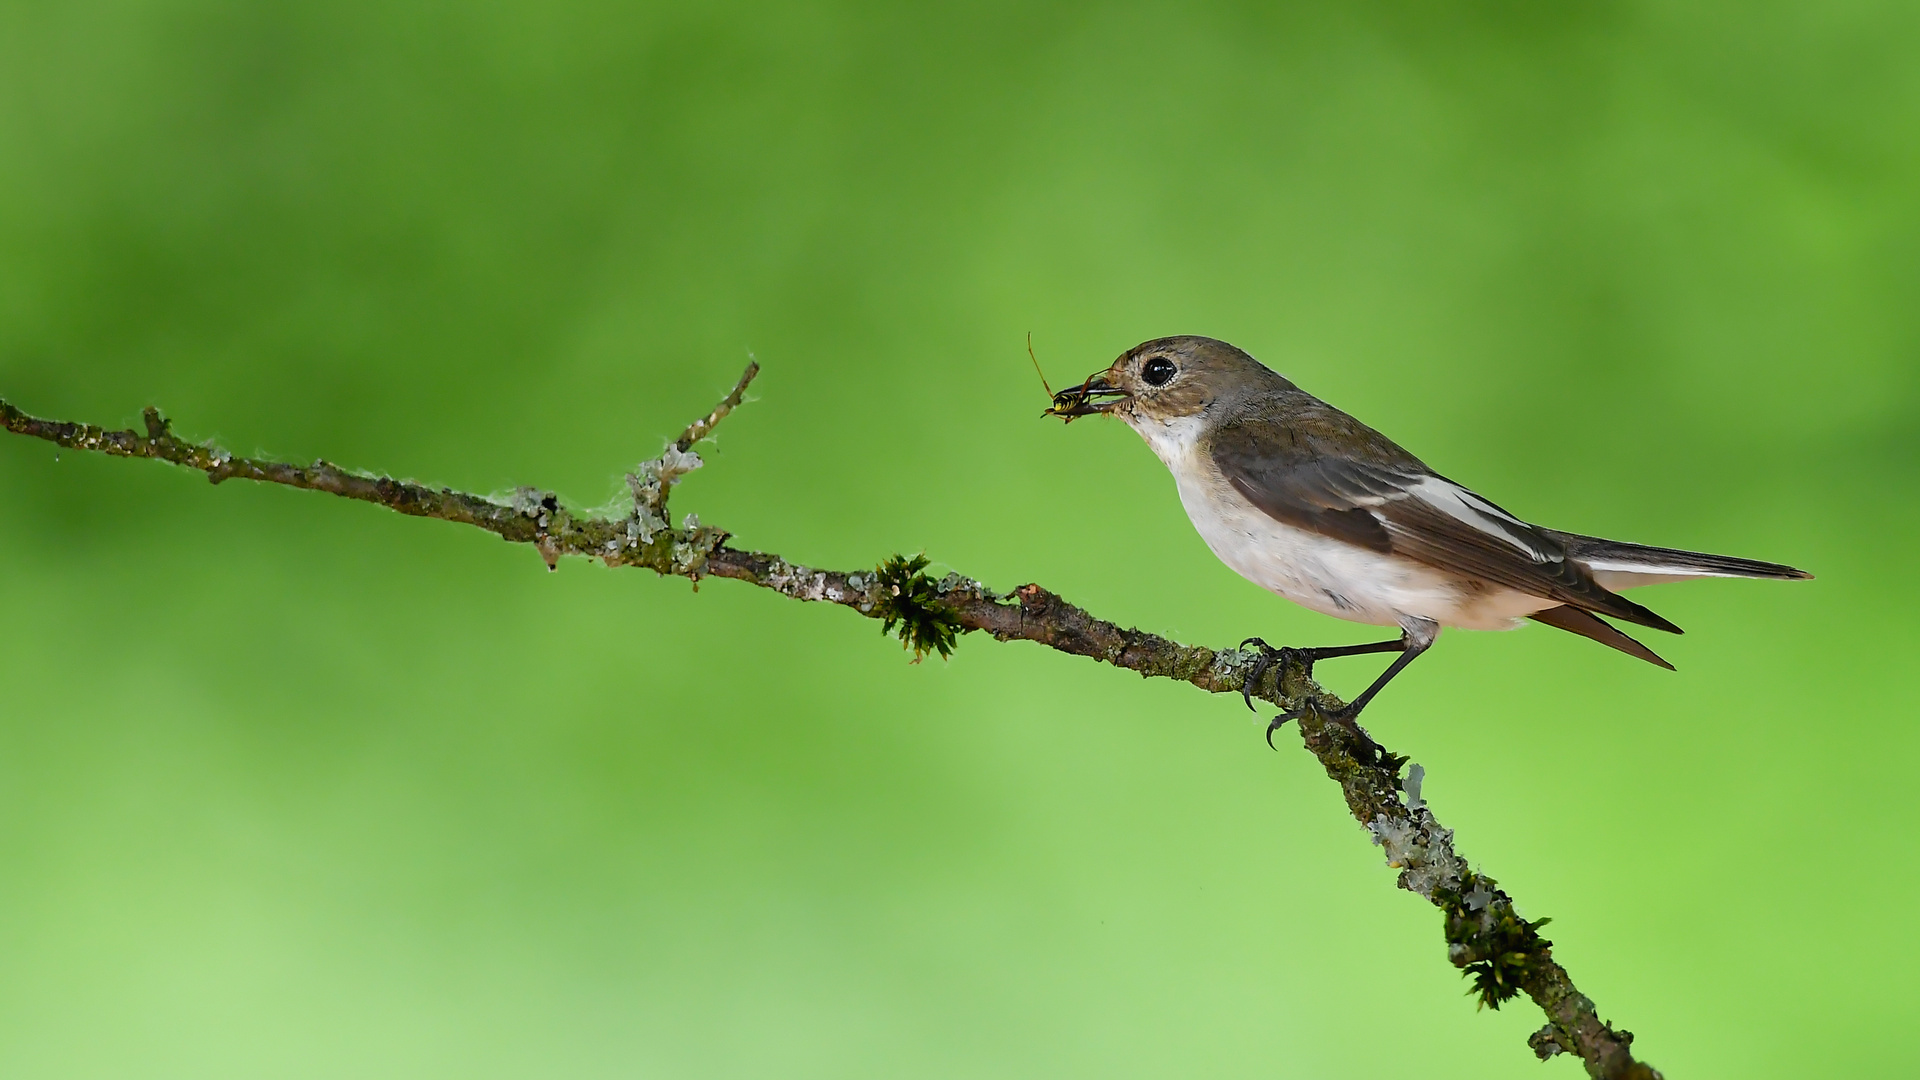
[1026,331,1056,399]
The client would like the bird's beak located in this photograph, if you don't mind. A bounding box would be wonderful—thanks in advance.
[1044,372,1129,421]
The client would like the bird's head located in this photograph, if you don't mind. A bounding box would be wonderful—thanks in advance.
[1045,335,1291,426]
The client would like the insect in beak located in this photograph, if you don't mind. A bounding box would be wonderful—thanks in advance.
[1044,374,1129,421]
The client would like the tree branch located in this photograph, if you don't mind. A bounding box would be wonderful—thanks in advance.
[0,369,1660,1080]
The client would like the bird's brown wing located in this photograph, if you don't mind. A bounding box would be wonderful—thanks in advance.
[1208,406,1681,633]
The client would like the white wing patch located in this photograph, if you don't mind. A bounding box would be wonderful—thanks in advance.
[1402,477,1553,562]
[1580,559,1727,575]
[1584,558,1736,589]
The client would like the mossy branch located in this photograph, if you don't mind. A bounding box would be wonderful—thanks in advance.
[0,371,1659,1080]
[872,554,967,659]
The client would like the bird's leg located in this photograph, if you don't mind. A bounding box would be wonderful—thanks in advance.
[1264,619,1440,749]
[1237,635,1406,712]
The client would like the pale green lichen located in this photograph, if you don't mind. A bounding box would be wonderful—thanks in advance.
[1367,803,1466,901]
[627,443,706,526]
[614,439,718,564]
[627,508,667,547]
[1403,762,1426,811]
[765,558,832,601]
[669,512,726,576]
[509,486,548,516]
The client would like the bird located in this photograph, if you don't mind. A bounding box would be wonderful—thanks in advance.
[1045,335,1810,740]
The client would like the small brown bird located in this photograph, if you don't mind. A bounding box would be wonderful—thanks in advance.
[1048,336,1810,737]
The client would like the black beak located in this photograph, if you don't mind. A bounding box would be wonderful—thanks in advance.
[1044,374,1129,421]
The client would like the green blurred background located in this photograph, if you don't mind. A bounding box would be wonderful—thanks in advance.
[1,1,1914,1076]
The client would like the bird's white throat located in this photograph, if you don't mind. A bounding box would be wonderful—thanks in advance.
[1125,411,1209,472]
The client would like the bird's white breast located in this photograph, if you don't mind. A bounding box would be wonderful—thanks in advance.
[1126,413,1549,631]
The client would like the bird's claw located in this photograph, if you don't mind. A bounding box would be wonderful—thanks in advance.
[1239,637,1309,712]
[1265,696,1338,750]
[1265,698,1381,761]
[1264,707,1307,750]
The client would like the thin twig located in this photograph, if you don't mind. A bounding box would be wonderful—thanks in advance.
[673,360,758,452]
[0,373,1659,1080]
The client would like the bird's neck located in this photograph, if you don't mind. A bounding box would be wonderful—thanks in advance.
[1126,411,1212,474]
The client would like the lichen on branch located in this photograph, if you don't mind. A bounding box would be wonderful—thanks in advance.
[0,370,1661,1080]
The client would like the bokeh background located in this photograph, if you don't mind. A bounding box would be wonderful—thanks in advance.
[2,2,1915,1076]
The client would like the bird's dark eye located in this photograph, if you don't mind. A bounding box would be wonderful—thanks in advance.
[1141,356,1177,386]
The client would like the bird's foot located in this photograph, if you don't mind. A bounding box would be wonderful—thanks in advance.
[1265,698,1384,762]
[1238,637,1314,712]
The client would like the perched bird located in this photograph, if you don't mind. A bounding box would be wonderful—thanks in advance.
[1047,335,1809,739]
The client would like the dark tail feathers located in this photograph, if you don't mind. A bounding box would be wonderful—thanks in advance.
[1529,604,1674,670]
[1545,531,1812,581]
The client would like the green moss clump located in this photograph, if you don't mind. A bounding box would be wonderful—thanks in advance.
[1438,870,1554,1010]
[875,554,964,659]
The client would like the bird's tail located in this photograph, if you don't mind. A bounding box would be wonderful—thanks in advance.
[1545,530,1812,585]
[1528,604,1674,669]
